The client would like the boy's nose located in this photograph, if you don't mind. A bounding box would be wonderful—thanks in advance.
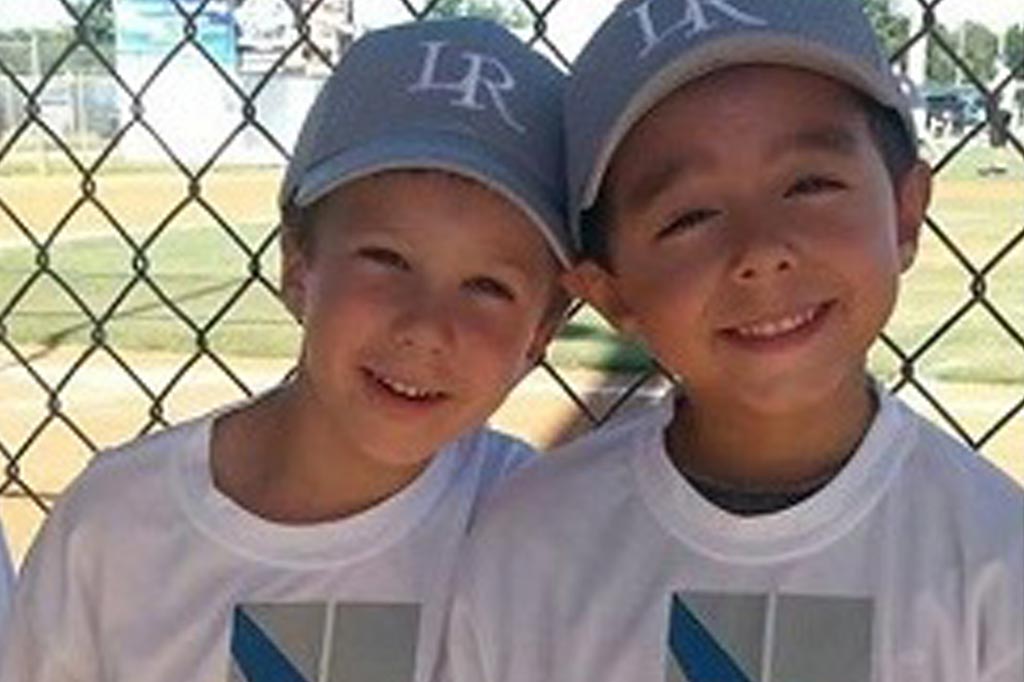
[727,223,798,283]
[392,296,456,354]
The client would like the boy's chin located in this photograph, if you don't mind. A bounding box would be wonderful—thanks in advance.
[685,369,868,419]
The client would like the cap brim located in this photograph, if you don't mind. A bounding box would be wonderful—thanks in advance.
[292,131,571,268]
[579,34,916,213]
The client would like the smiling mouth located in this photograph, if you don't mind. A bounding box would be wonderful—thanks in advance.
[364,368,448,402]
[726,302,832,342]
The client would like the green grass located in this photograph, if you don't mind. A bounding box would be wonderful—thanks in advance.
[925,142,1024,182]
[0,145,1021,383]
[872,144,1024,385]
[0,221,300,358]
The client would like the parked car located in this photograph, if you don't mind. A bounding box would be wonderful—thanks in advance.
[924,87,985,135]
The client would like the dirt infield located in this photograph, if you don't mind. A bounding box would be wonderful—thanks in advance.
[1,346,1020,567]
[0,168,281,247]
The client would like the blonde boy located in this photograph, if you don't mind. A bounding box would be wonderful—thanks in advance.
[2,18,569,682]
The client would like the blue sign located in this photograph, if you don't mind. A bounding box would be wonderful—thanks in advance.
[114,0,237,68]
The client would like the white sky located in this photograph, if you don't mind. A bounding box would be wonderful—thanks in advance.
[359,0,1022,59]
[894,0,1021,33]
[0,0,1019,57]
[333,0,624,58]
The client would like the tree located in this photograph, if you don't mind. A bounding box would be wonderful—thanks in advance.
[78,0,115,61]
[960,21,999,84]
[926,22,958,84]
[1005,24,1023,79]
[0,28,78,76]
[0,1,114,75]
[426,0,530,30]
[861,0,910,66]
[1006,25,1024,121]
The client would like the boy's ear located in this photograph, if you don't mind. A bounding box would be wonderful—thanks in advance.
[561,262,638,337]
[279,231,308,323]
[895,160,932,272]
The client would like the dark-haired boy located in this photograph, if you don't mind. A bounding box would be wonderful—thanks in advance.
[1,18,570,682]
[445,1,1023,679]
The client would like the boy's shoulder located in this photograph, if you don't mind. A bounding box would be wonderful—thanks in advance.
[898,399,1024,530]
[551,397,671,467]
[472,397,672,524]
[450,425,539,498]
[51,411,214,524]
[873,393,1023,576]
[455,425,537,467]
[15,411,216,587]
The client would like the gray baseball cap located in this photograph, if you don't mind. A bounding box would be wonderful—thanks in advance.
[281,18,571,266]
[566,0,917,248]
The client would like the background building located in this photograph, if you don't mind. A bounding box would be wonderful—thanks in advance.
[113,0,355,163]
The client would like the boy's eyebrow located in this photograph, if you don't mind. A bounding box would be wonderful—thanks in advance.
[618,153,710,215]
[616,124,861,214]
[768,124,861,161]
[493,250,557,281]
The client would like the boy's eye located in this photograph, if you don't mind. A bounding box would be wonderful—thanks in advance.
[785,175,846,197]
[357,246,409,270]
[656,208,719,239]
[465,276,516,302]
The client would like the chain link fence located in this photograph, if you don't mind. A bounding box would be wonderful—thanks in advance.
[1,0,1022,559]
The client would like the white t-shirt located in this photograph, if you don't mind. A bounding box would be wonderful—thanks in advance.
[0,518,14,634]
[446,389,1024,682]
[0,404,532,682]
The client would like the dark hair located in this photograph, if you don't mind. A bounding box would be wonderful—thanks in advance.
[578,98,918,269]
[860,97,918,187]
[579,191,613,269]
[280,199,319,260]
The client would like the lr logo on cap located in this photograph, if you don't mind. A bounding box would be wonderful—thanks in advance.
[630,0,766,57]
[409,41,526,134]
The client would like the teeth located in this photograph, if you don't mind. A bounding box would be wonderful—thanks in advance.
[373,372,439,400]
[736,307,819,339]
